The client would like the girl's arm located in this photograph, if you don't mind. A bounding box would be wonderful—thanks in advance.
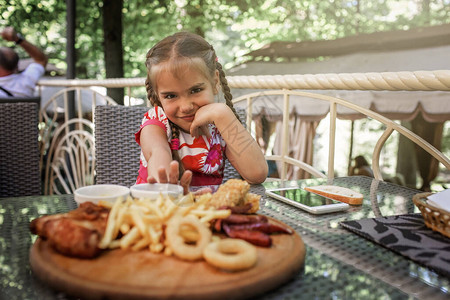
[191,103,268,184]
[140,125,173,180]
[140,125,193,193]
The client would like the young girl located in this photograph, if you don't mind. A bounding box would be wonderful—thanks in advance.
[135,32,267,192]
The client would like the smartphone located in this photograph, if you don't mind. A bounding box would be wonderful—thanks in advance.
[265,187,349,214]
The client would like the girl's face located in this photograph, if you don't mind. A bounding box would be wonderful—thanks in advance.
[155,66,219,132]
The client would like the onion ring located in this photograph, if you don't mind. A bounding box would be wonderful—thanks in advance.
[166,216,211,261]
[203,238,257,271]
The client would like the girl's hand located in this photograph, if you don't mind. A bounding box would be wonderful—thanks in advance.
[147,161,193,195]
[190,103,230,138]
[190,124,211,139]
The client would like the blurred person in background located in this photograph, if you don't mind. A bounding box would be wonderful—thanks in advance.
[349,155,374,177]
[0,26,47,97]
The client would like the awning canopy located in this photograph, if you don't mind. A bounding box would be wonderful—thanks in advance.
[244,24,450,61]
[228,26,450,122]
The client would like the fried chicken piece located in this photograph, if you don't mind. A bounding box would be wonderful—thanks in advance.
[209,179,250,207]
[243,193,260,213]
[208,179,260,213]
[30,202,110,258]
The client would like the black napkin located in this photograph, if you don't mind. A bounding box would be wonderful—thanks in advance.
[340,213,450,277]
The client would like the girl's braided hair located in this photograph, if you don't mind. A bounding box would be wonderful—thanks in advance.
[144,32,240,175]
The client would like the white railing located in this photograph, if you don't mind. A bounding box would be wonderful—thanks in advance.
[38,70,450,91]
[37,70,450,183]
[227,70,450,91]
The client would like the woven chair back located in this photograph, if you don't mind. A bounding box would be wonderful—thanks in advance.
[95,105,148,187]
[0,101,41,197]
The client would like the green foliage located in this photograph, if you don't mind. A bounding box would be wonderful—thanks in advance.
[0,0,66,69]
[1,0,449,77]
[75,1,103,78]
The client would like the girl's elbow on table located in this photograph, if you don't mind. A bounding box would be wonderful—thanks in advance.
[242,161,268,185]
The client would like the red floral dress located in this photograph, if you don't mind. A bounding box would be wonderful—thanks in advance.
[135,106,226,186]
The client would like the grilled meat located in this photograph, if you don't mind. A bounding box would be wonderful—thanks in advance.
[30,202,110,258]
[214,214,293,247]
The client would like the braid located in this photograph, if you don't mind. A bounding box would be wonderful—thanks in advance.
[216,61,241,123]
[145,76,161,107]
[169,121,185,176]
[145,77,155,106]
[145,47,161,107]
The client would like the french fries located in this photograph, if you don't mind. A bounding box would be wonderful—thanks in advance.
[98,192,231,256]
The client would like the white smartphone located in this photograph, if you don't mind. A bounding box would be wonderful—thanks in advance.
[265,187,350,214]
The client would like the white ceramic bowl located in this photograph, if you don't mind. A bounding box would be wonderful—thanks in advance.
[130,183,183,200]
[74,184,130,206]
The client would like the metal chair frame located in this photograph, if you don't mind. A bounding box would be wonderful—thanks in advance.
[44,118,94,194]
[39,87,117,194]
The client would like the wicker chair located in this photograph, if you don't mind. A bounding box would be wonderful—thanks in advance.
[94,105,245,187]
[95,105,149,187]
[0,100,41,197]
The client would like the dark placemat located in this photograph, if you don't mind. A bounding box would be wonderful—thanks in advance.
[340,214,450,278]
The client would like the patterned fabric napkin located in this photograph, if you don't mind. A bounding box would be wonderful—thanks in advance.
[340,214,450,277]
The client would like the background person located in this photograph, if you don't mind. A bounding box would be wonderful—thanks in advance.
[135,32,268,193]
[349,155,374,177]
[0,26,48,97]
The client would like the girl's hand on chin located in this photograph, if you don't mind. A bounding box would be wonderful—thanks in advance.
[190,103,227,138]
[147,161,193,195]
[190,124,210,139]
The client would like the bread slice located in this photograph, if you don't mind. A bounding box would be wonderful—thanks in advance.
[304,185,363,205]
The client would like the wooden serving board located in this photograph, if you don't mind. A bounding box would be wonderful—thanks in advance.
[29,218,305,300]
